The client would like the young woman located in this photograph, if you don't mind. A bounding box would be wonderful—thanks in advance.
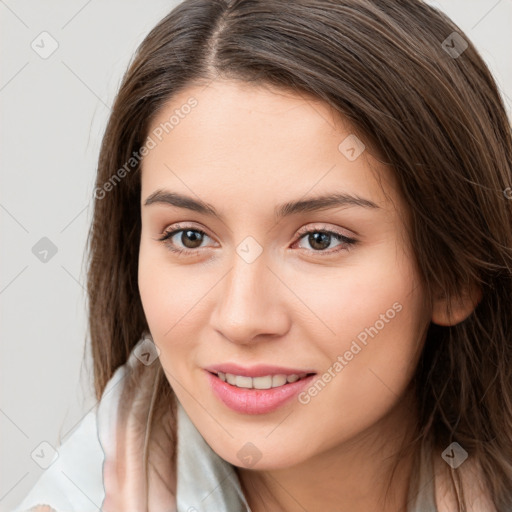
[13,0,512,511]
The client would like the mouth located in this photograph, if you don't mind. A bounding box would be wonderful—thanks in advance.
[208,371,315,390]
[205,369,317,415]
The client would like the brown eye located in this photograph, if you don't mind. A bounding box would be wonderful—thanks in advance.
[158,226,212,255]
[307,232,332,251]
[295,228,357,254]
[180,229,204,249]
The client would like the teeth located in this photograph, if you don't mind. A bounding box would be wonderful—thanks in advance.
[216,372,309,389]
[272,375,287,387]
[253,376,272,389]
[236,375,253,388]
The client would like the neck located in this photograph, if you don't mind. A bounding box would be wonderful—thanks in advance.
[236,391,419,512]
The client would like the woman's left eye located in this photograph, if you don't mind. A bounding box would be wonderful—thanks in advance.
[294,228,357,254]
[157,224,357,256]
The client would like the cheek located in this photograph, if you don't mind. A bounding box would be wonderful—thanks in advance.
[137,243,215,384]
[138,242,201,334]
[138,245,185,367]
[305,305,425,450]
[337,251,427,383]
[301,264,427,438]
[295,244,427,410]
[138,249,171,335]
[138,263,197,400]
[287,241,423,351]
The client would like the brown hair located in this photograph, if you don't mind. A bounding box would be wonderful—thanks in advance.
[86,0,512,509]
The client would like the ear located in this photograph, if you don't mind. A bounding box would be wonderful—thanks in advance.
[431,283,482,327]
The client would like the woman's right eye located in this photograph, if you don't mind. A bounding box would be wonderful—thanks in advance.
[157,226,214,255]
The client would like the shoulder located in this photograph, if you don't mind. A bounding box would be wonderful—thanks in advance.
[98,346,178,512]
[13,340,177,512]
[434,450,497,512]
[10,410,104,512]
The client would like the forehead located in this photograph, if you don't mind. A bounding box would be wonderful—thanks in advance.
[140,79,399,214]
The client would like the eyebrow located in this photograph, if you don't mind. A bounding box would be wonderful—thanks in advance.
[143,189,379,220]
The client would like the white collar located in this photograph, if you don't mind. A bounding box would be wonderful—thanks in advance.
[176,400,252,512]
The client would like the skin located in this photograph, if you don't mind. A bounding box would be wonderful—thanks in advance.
[138,79,479,511]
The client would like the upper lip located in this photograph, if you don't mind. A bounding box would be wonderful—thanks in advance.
[204,363,316,378]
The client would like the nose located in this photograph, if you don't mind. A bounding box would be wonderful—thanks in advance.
[209,253,290,345]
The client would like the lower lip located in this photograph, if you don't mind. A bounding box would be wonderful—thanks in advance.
[206,371,316,415]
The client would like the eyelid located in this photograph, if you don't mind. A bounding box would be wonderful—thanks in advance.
[294,222,356,240]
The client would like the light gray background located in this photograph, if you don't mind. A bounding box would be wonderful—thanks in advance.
[1,1,511,510]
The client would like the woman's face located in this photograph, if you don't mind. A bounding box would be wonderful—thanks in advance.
[138,79,431,469]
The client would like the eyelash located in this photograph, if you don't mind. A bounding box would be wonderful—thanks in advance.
[156,223,358,257]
